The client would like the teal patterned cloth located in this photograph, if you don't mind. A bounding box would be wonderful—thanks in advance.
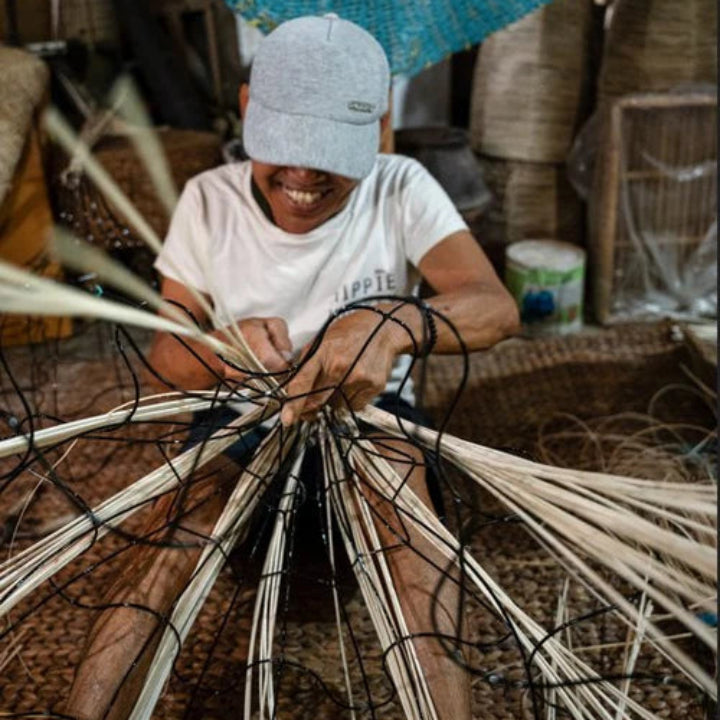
[225,0,553,77]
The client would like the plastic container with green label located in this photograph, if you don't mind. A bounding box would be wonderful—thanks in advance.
[505,239,585,336]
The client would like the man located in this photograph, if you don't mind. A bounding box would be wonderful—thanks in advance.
[67,14,519,719]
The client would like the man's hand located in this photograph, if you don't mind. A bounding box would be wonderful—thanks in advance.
[215,316,293,382]
[280,307,408,425]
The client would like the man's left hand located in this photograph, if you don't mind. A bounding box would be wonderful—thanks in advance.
[280,307,407,425]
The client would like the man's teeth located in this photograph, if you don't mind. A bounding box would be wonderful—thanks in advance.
[285,188,322,205]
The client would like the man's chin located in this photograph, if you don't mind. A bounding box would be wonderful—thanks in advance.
[273,201,332,233]
[274,212,327,234]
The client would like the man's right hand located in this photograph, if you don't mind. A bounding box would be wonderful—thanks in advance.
[215,316,293,382]
[148,277,295,392]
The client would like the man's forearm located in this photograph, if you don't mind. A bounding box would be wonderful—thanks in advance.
[382,282,520,357]
[146,332,224,391]
[425,281,520,352]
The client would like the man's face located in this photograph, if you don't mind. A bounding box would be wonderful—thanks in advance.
[251,162,358,234]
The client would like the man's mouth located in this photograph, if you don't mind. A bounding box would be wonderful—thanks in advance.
[282,186,327,208]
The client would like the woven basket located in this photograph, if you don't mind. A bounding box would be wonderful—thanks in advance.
[57,0,119,44]
[598,0,717,106]
[94,128,222,237]
[471,155,583,274]
[54,128,223,246]
[469,0,595,163]
[0,45,49,207]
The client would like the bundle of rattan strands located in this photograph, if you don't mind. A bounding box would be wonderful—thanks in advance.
[469,0,594,164]
[361,406,716,699]
[598,0,717,106]
[1,382,715,718]
[535,410,716,486]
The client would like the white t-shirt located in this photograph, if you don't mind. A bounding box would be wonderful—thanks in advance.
[155,153,467,402]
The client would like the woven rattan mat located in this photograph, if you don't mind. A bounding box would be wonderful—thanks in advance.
[418,321,711,452]
[0,321,713,718]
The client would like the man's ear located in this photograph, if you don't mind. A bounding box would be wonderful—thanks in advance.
[379,109,394,154]
[239,83,250,120]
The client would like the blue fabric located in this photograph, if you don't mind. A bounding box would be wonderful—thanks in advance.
[225,0,553,77]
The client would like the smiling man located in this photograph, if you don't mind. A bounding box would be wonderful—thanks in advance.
[66,14,519,720]
[147,15,517,420]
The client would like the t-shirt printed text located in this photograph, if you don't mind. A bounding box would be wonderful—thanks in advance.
[333,269,397,307]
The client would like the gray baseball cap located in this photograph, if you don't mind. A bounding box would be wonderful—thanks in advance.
[243,14,390,180]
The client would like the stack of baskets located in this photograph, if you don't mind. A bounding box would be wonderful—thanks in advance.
[0,46,73,346]
[597,0,717,106]
[468,0,594,269]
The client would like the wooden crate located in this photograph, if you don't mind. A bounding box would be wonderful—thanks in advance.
[589,92,717,324]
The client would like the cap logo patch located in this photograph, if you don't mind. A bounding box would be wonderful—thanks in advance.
[347,100,375,113]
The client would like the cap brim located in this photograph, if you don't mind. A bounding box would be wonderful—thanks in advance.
[243,100,379,180]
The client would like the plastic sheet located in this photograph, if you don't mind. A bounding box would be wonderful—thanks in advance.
[576,91,717,323]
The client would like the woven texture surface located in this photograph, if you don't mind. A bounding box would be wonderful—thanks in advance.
[469,0,594,163]
[598,0,717,106]
[0,46,49,207]
[53,129,223,249]
[0,321,713,718]
[224,0,552,77]
[418,321,701,452]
